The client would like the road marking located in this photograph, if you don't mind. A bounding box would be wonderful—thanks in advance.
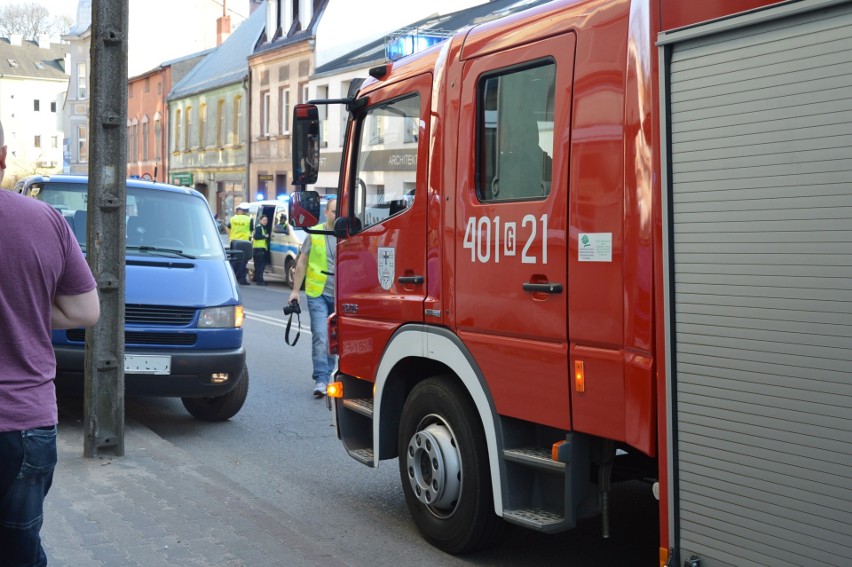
[245,311,312,334]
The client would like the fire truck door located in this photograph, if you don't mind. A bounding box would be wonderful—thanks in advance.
[335,74,431,380]
[455,34,575,430]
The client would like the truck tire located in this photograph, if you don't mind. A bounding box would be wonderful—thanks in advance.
[398,375,503,554]
[181,365,249,421]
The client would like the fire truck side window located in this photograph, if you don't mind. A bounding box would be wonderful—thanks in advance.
[351,94,421,231]
[478,61,555,201]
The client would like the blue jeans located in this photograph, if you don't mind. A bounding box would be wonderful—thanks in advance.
[0,425,57,567]
[307,294,337,385]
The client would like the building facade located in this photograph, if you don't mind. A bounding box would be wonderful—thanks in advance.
[167,4,267,218]
[0,34,68,188]
[247,0,327,201]
[126,51,212,183]
[63,0,252,176]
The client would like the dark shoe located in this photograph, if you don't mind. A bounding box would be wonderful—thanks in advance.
[238,280,250,285]
[256,282,268,286]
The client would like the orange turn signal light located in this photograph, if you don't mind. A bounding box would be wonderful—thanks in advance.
[574,360,585,392]
[551,439,565,461]
[326,381,343,398]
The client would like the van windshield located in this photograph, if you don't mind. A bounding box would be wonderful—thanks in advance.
[30,181,225,259]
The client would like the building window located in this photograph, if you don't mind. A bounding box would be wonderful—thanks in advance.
[142,118,150,161]
[278,65,289,82]
[279,87,290,134]
[154,117,162,160]
[175,109,182,150]
[260,90,270,136]
[216,100,225,147]
[50,101,56,112]
[51,135,58,148]
[77,63,87,99]
[144,77,150,93]
[234,96,242,144]
[260,69,269,86]
[34,135,41,148]
[199,103,207,148]
[299,82,308,104]
[34,99,40,111]
[131,121,138,162]
[185,106,192,150]
[78,125,88,162]
[317,84,328,146]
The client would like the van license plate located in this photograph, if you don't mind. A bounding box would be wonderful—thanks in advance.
[124,355,171,375]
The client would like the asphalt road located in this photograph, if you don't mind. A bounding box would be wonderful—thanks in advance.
[122,281,660,566]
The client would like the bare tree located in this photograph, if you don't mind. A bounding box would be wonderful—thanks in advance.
[0,2,70,40]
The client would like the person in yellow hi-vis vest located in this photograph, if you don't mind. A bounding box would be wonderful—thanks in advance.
[227,203,253,285]
[251,215,270,286]
[289,198,337,397]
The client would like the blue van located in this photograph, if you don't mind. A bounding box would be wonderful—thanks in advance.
[15,175,248,421]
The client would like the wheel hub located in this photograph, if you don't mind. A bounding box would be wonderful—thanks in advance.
[405,422,461,511]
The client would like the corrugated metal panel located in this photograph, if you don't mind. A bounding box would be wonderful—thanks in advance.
[667,3,852,566]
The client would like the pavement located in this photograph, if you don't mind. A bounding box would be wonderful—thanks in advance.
[41,402,347,567]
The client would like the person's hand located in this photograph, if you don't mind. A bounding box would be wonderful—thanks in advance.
[288,290,299,304]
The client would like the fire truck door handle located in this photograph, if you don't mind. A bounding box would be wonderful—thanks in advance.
[398,275,424,284]
[523,282,563,294]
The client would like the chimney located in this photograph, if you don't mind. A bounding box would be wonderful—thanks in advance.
[38,34,51,49]
[216,0,231,46]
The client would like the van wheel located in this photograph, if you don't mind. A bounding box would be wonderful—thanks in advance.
[285,257,296,288]
[182,365,249,421]
[398,375,503,554]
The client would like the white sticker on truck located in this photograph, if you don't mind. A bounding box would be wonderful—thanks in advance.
[578,233,612,262]
[378,247,395,290]
[463,214,548,264]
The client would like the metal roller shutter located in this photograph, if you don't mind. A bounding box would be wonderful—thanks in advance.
[665,2,852,566]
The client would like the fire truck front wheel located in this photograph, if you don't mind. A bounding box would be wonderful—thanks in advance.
[398,375,503,554]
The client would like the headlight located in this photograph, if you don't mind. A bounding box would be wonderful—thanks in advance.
[198,305,244,328]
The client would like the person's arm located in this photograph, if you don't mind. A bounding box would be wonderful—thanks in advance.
[52,288,100,330]
[289,252,308,304]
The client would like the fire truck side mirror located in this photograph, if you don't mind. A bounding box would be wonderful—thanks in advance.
[292,104,320,186]
[288,191,321,228]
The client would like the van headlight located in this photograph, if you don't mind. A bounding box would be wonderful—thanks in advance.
[198,305,244,328]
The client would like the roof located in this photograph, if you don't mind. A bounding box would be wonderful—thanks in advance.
[314,0,553,77]
[252,0,329,57]
[0,38,67,80]
[168,3,267,100]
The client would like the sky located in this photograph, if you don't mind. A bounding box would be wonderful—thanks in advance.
[0,0,76,20]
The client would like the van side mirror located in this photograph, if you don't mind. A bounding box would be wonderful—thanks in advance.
[289,191,321,228]
[292,104,320,186]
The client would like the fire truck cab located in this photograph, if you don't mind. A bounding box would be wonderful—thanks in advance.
[290,0,852,564]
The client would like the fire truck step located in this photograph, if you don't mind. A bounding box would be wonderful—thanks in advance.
[342,398,374,418]
[503,447,566,472]
[348,447,374,466]
[502,508,565,530]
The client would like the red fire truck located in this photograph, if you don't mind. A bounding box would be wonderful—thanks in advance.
[289,0,852,564]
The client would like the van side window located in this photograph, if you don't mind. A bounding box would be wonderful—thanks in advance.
[351,93,420,231]
[477,61,555,201]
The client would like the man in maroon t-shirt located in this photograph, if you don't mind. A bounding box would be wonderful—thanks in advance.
[0,121,100,565]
